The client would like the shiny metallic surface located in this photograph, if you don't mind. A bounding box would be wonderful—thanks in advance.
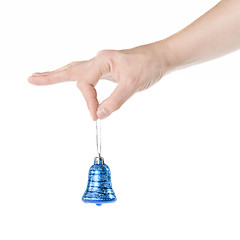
[94,156,104,165]
[82,160,117,206]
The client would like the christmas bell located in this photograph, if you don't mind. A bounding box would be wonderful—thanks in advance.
[82,155,117,206]
[82,119,117,206]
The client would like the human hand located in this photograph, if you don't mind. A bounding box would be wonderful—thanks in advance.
[28,41,172,120]
[28,0,240,121]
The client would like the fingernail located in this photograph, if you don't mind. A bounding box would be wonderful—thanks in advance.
[97,108,110,120]
[32,72,43,76]
[32,72,49,76]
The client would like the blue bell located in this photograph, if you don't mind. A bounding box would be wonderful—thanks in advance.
[82,156,117,206]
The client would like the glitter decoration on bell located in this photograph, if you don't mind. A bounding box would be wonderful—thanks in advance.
[82,156,117,206]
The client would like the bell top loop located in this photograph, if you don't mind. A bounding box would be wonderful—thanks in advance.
[94,156,104,165]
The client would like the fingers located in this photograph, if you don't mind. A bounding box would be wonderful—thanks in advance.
[28,61,86,85]
[76,62,103,121]
[77,82,98,121]
[28,50,134,121]
[78,51,135,120]
[97,82,135,120]
[28,69,69,85]
[76,54,113,120]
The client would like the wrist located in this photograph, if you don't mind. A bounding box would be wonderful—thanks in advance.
[150,39,178,76]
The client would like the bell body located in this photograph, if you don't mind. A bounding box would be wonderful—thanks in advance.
[82,157,117,206]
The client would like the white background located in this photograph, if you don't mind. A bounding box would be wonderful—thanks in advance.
[0,0,240,239]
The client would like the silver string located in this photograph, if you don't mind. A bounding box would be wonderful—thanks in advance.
[96,118,101,157]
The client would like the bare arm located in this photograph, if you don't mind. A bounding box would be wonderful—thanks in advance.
[165,0,240,69]
[28,0,240,120]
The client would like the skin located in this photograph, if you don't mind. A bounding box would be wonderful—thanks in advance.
[28,0,240,121]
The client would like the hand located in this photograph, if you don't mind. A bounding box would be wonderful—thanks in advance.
[28,41,172,120]
[28,0,240,121]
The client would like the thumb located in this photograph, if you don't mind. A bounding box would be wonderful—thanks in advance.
[97,83,135,120]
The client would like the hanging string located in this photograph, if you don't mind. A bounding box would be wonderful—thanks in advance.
[96,118,101,157]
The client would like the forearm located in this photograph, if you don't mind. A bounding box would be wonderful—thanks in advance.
[159,0,240,71]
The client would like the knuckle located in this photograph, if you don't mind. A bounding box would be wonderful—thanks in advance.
[96,49,116,58]
[65,61,76,78]
[96,50,108,57]
[67,61,76,68]
[67,61,79,70]
[96,50,105,56]
[94,50,116,74]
